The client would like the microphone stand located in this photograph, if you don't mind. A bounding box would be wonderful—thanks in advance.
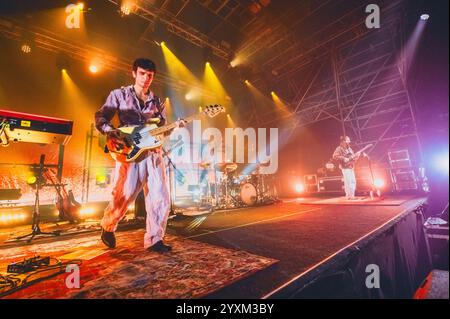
[15,154,61,243]
[366,153,378,199]
[162,147,178,215]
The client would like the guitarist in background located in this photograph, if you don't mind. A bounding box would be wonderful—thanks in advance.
[95,58,184,253]
[333,136,362,200]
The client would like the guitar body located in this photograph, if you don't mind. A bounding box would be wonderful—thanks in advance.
[105,105,225,163]
[106,123,163,163]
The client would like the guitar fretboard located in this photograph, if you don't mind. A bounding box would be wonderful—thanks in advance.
[149,113,201,136]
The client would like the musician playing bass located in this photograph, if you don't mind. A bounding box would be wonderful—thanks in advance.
[95,58,184,253]
[332,136,362,200]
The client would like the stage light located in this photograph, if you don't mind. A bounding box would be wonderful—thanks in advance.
[160,41,166,47]
[244,80,250,85]
[0,213,26,224]
[203,61,231,107]
[373,178,385,189]
[420,14,430,21]
[62,68,67,73]
[77,2,84,10]
[26,176,37,185]
[79,206,95,217]
[165,97,169,101]
[199,106,203,112]
[120,0,136,16]
[21,44,32,54]
[295,183,305,193]
[433,152,449,174]
[229,54,243,68]
[271,91,275,96]
[96,174,107,185]
[185,90,199,101]
[161,41,201,87]
[89,64,99,74]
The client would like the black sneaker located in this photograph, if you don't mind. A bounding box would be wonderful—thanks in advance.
[101,228,116,249]
[148,240,172,253]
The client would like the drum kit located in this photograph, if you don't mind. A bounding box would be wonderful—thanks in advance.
[196,160,278,210]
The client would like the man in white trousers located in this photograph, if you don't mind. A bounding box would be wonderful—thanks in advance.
[332,136,361,200]
[95,58,182,253]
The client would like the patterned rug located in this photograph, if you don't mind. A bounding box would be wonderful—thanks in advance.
[0,230,277,298]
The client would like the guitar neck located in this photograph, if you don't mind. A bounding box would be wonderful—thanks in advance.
[358,145,371,154]
[150,113,201,136]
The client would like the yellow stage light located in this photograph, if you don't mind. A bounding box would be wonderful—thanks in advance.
[230,55,243,68]
[244,80,250,85]
[79,206,95,217]
[96,174,107,184]
[226,113,236,127]
[203,62,232,106]
[271,91,288,109]
[77,2,84,10]
[120,5,131,16]
[161,42,201,87]
[26,176,37,185]
[21,44,32,54]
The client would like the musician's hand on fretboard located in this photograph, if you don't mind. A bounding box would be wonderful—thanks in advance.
[176,118,187,128]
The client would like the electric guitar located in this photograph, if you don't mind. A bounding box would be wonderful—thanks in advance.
[105,104,225,163]
[343,144,373,165]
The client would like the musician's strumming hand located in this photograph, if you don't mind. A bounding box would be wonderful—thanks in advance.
[106,129,125,149]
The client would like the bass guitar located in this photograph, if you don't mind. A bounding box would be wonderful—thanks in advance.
[105,104,225,163]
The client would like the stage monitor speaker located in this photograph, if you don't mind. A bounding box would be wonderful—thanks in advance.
[318,177,344,193]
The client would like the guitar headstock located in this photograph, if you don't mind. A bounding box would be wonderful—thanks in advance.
[202,104,225,118]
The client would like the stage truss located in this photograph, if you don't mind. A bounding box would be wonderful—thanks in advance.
[239,0,423,167]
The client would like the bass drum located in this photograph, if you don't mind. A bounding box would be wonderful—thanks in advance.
[240,183,257,206]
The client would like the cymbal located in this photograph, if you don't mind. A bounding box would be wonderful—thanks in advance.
[257,159,270,167]
[215,162,238,172]
[199,162,211,168]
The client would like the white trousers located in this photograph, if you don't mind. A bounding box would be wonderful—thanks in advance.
[341,168,356,198]
[101,151,170,248]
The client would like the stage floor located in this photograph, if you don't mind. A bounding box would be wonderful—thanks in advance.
[0,195,427,299]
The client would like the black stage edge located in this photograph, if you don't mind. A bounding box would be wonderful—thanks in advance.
[265,201,432,299]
